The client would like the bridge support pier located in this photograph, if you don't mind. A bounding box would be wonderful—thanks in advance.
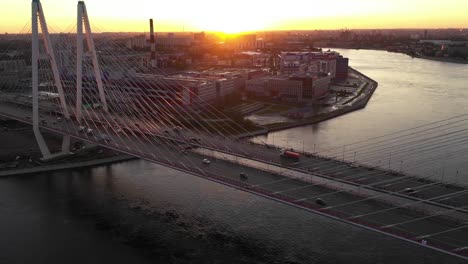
[31,0,72,161]
[62,135,71,153]
[33,128,72,161]
[33,127,51,158]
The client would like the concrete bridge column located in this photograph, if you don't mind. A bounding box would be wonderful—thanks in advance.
[62,135,71,153]
[31,0,72,160]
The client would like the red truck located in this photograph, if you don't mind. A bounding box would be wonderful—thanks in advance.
[280,149,300,160]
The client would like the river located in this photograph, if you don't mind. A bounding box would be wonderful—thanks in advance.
[254,49,468,184]
[1,49,468,263]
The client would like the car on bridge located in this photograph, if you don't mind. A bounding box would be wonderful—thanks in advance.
[240,172,248,180]
[113,127,123,133]
[403,187,416,194]
[315,198,326,206]
[280,149,300,160]
[98,134,111,143]
[202,159,210,164]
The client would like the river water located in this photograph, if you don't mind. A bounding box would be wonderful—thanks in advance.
[254,49,468,184]
[1,50,468,263]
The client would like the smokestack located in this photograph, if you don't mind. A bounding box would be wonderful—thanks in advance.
[149,18,156,68]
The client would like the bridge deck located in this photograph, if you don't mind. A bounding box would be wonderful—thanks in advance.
[1,96,468,260]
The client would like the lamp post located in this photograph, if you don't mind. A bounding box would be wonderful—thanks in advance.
[388,152,392,170]
[342,145,346,161]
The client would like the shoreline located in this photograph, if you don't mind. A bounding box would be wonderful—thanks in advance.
[239,66,378,138]
[327,46,468,65]
[414,53,468,64]
[0,154,137,177]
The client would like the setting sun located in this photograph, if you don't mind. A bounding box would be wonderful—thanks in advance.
[192,15,268,34]
[1,0,468,33]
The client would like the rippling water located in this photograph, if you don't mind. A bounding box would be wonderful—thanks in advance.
[1,49,468,263]
[0,161,464,264]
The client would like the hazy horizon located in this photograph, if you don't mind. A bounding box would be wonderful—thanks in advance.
[2,0,468,34]
[1,27,467,34]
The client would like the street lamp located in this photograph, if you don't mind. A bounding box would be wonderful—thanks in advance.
[388,153,392,170]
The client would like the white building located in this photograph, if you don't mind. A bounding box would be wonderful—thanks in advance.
[280,51,338,78]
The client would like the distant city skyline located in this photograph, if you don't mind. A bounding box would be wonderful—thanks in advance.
[1,0,468,34]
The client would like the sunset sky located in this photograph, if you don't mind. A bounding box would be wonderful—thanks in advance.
[1,0,467,34]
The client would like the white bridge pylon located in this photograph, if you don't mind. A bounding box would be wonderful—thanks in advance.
[32,0,71,159]
[31,0,108,158]
[76,0,108,121]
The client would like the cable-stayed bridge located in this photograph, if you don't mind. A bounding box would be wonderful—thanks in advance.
[1,0,468,260]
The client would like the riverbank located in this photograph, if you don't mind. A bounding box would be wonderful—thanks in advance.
[414,53,468,64]
[239,67,378,138]
[327,45,468,65]
[0,154,137,177]
[0,124,138,177]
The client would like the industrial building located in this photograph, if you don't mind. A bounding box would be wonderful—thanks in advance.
[155,33,192,49]
[245,73,331,102]
[335,56,349,80]
[280,51,345,78]
[226,34,266,51]
[128,73,239,108]
[178,68,268,92]
[0,60,28,90]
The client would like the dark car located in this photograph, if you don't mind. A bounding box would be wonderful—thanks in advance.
[315,198,326,206]
[240,172,248,180]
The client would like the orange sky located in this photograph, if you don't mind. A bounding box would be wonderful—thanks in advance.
[1,0,467,33]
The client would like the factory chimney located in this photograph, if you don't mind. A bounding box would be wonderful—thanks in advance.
[149,18,156,68]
